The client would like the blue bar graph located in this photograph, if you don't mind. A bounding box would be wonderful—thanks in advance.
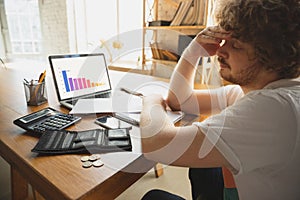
[62,70,70,92]
[61,70,105,92]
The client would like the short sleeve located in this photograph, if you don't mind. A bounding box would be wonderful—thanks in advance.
[209,85,244,113]
[194,92,297,175]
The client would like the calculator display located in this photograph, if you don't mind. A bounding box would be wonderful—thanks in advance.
[13,107,81,134]
[20,108,54,123]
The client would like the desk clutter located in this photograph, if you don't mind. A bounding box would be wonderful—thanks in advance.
[13,107,81,133]
[13,107,132,155]
[2,65,195,199]
[80,154,104,168]
[23,70,47,106]
[31,128,132,155]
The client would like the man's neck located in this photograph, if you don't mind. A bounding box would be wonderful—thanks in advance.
[241,71,279,94]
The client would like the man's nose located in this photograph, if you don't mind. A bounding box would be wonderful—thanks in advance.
[216,41,229,58]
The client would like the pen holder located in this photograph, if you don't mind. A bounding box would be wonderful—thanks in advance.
[24,80,48,106]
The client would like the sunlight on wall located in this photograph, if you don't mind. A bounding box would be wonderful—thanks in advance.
[85,0,143,50]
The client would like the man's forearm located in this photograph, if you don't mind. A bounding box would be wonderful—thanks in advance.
[167,39,204,111]
[140,96,175,154]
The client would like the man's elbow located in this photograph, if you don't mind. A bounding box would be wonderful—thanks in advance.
[140,127,161,154]
[140,125,167,160]
[166,94,181,111]
[141,137,153,154]
[141,136,160,162]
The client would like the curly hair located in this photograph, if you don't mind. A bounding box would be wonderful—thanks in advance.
[214,0,300,79]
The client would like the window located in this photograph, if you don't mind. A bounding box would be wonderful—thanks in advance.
[72,0,143,63]
[84,0,142,45]
[4,0,42,54]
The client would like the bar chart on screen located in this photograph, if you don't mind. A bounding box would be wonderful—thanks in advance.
[49,53,112,101]
[61,70,105,92]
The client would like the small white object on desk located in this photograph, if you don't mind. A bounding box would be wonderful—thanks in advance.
[69,97,142,114]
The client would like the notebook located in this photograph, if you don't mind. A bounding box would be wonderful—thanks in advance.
[48,53,112,109]
[114,110,185,127]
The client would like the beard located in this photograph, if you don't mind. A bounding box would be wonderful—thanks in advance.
[218,58,261,86]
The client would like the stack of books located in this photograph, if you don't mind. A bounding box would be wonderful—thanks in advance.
[150,41,179,61]
[172,0,208,26]
[148,0,208,27]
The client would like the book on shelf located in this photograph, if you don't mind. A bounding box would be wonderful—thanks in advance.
[181,0,208,26]
[181,0,197,25]
[150,42,163,60]
[178,34,195,58]
[195,0,207,25]
[150,42,178,61]
[177,34,202,64]
[170,0,193,26]
[161,50,178,61]
[148,20,171,26]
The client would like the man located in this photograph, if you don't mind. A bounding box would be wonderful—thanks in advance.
[140,0,300,199]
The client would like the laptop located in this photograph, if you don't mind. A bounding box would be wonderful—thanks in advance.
[48,53,112,109]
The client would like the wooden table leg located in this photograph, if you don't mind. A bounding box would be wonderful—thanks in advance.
[154,163,164,178]
[32,187,45,200]
[11,166,28,200]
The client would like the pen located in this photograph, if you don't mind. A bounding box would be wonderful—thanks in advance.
[120,87,144,97]
[23,78,29,84]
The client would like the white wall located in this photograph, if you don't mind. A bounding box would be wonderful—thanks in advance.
[38,0,70,55]
[0,0,7,59]
[0,24,5,59]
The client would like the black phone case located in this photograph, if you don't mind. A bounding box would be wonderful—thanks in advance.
[31,128,132,155]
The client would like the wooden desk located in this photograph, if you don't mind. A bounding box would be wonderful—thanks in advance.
[0,66,198,200]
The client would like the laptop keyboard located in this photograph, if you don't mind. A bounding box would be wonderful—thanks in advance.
[95,92,111,98]
[66,99,78,106]
[65,92,111,105]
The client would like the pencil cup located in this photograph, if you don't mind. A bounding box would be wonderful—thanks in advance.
[23,80,48,106]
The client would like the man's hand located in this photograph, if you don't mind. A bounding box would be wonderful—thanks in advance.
[195,26,231,56]
[142,94,167,111]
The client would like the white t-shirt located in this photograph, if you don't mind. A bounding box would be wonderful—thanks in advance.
[194,78,300,200]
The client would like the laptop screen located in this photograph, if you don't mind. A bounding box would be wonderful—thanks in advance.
[49,53,112,101]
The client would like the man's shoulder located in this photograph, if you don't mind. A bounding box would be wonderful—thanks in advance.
[233,82,299,120]
[264,78,300,90]
[245,78,299,100]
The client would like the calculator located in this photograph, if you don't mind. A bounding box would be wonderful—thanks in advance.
[13,107,81,134]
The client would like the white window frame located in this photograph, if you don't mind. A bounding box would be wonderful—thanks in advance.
[4,0,42,55]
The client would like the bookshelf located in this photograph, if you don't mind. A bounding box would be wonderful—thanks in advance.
[142,0,208,72]
[145,25,205,30]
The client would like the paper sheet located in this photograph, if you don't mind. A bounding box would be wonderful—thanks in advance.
[69,81,169,114]
[69,97,142,114]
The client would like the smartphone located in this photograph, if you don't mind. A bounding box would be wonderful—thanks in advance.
[95,115,132,129]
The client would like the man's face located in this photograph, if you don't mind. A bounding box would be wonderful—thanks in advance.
[216,38,261,86]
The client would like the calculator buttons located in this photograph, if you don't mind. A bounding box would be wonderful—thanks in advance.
[29,112,81,133]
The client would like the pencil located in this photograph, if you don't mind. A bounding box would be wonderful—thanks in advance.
[33,70,46,102]
[120,87,144,97]
[38,70,46,83]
